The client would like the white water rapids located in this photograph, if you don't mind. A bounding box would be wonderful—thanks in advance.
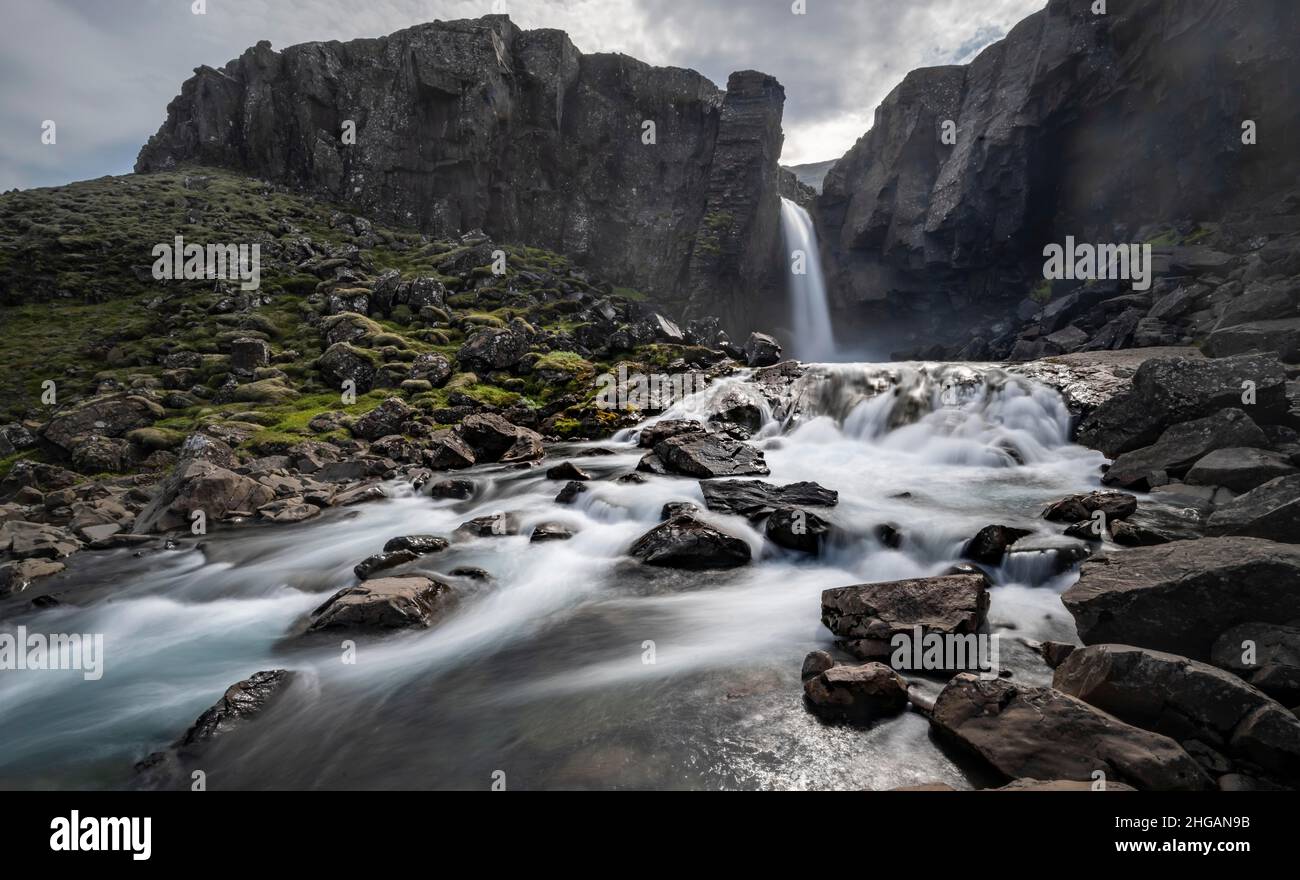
[0,364,1106,790]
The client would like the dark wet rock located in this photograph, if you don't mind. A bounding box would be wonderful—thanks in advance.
[430,478,474,500]
[423,430,477,470]
[616,473,647,485]
[661,501,700,520]
[876,524,903,549]
[1055,644,1300,783]
[546,461,591,481]
[1212,623,1300,706]
[742,332,782,367]
[0,521,82,560]
[555,481,588,504]
[177,669,296,750]
[353,550,419,579]
[652,433,769,479]
[930,675,1211,791]
[1206,474,1300,543]
[707,388,766,433]
[803,662,909,725]
[454,512,521,538]
[1104,409,1269,489]
[699,479,837,519]
[962,524,1032,565]
[1208,318,1300,364]
[628,514,751,569]
[801,650,836,680]
[1042,491,1136,524]
[304,576,454,633]
[765,507,831,554]
[1063,537,1300,661]
[821,573,989,662]
[1109,504,1206,547]
[383,535,450,556]
[1076,353,1289,458]
[451,567,491,581]
[351,397,415,441]
[1040,641,1077,670]
[635,452,671,476]
[456,413,544,464]
[636,419,707,449]
[530,522,575,543]
[1186,447,1299,493]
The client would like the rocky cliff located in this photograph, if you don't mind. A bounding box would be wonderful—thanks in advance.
[817,0,1300,349]
[136,15,786,334]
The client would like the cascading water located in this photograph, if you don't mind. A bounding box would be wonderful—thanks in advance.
[0,364,1106,791]
[780,197,837,363]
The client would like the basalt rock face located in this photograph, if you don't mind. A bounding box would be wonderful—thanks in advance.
[135,15,786,334]
[817,0,1300,344]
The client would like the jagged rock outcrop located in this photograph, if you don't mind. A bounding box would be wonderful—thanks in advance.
[817,0,1300,345]
[136,15,786,333]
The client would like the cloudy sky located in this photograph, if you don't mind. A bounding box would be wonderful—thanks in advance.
[0,0,1044,191]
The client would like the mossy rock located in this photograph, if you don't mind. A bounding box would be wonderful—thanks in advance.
[232,379,299,404]
[126,427,186,451]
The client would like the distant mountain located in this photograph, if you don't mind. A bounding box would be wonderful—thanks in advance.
[783,160,837,193]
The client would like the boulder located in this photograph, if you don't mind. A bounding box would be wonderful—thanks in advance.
[742,332,783,367]
[1207,318,1300,363]
[803,662,909,724]
[430,478,474,499]
[454,513,521,538]
[765,507,831,554]
[1054,644,1300,783]
[555,481,588,504]
[546,461,591,481]
[628,515,752,569]
[257,498,321,524]
[1063,537,1300,660]
[351,398,414,441]
[229,337,270,373]
[801,650,836,680]
[652,434,769,479]
[317,342,378,393]
[1109,504,1206,546]
[176,670,296,750]
[637,419,707,449]
[1076,353,1289,457]
[1103,409,1269,489]
[821,573,990,661]
[1041,491,1136,523]
[133,458,276,533]
[707,387,766,432]
[422,430,477,470]
[456,327,528,373]
[699,479,837,519]
[1206,474,1300,542]
[931,675,1212,791]
[530,523,575,543]
[353,550,420,579]
[1212,622,1300,706]
[962,524,1032,565]
[41,394,163,455]
[383,535,449,555]
[304,576,454,633]
[0,558,66,596]
[456,413,544,464]
[70,437,132,474]
[1186,447,1298,493]
[0,521,83,560]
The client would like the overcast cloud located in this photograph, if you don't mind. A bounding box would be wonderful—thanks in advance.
[0,0,1044,191]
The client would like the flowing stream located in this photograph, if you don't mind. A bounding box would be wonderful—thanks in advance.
[780,198,837,363]
[0,364,1106,790]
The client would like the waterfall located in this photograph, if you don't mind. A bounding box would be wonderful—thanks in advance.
[780,197,837,362]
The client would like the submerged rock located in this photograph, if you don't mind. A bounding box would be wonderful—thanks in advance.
[765,507,831,554]
[628,515,751,569]
[304,576,455,633]
[699,479,837,519]
[962,524,1032,565]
